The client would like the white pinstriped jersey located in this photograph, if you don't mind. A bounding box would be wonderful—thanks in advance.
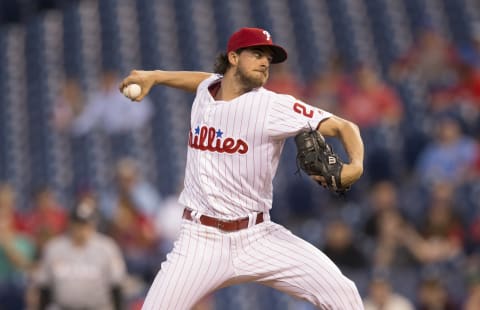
[144,73,364,310]
[178,74,332,218]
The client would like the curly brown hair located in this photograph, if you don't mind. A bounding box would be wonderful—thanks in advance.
[213,53,229,74]
[213,49,245,74]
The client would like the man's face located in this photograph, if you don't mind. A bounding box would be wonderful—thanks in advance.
[70,221,94,245]
[233,47,273,88]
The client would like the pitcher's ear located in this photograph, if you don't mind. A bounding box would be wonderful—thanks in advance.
[228,51,239,66]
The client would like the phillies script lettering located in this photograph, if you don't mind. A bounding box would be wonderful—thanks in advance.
[189,126,248,154]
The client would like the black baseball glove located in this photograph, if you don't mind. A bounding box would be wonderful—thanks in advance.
[294,129,350,195]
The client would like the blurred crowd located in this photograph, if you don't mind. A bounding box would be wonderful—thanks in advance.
[0,157,179,310]
[0,22,480,310]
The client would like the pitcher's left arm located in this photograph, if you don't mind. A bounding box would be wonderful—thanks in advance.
[317,116,364,187]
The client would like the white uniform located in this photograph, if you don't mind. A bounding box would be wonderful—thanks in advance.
[35,233,126,310]
[143,75,363,309]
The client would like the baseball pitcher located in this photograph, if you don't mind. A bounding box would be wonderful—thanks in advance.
[120,27,365,309]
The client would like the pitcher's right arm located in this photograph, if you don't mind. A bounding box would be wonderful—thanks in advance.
[119,70,212,101]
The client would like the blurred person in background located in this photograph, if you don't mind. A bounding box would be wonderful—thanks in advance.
[389,26,460,93]
[363,180,402,239]
[427,59,480,137]
[399,192,464,265]
[430,60,480,110]
[416,276,458,310]
[415,114,478,187]
[304,55,351,114]
[154,189,184,252]
[427,181,456,209]
[433,22,480,118]
[465,280,480,310]
[35,195,126,310]
[0,183,27,231]
[339,64,404,129]
[21,186,67,258]
[101,157,161,284]
[102,157,162,219]
[74,190,109,233]
[321,218,368,270]
[450,61,480,135]
[458,22,480,70]
[339,64,404,181]
[107,185,158,285]
[264,62,305,99]
[373,209,419,270]
[426,180,472,240]
[0,184,35,310]
[363,271,414,310]
[421,188,464,250]
[71,70,153,136]
[452,61,480,110]
[363,181,418,270]
[51,77,85,133]
[464,257,480,310]
[468,213,480,255]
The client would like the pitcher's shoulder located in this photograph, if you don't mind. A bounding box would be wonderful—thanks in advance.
[197,74,223,92]
[258,87,297,102]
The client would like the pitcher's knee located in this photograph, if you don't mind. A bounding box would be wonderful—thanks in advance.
[342,278,363,308]
[312,277,363,309]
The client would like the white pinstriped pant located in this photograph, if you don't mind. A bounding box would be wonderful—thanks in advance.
[142,218,363,310]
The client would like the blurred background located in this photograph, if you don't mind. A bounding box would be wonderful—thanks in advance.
[0,0,479,309]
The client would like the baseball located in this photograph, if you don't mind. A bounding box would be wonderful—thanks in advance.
[122,83,142,99]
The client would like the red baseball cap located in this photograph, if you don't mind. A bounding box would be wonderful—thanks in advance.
[227,27,288,64]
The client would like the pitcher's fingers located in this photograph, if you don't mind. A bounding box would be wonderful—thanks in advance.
[119,77,137,92]
[311,175,326,182]
[119,80,130,92]
[134,92,146,102]
[134,85,152,101]
[119,70,144,90]
[311,175,327,188]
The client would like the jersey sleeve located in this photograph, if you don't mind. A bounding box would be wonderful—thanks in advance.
[265,94,332,139]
